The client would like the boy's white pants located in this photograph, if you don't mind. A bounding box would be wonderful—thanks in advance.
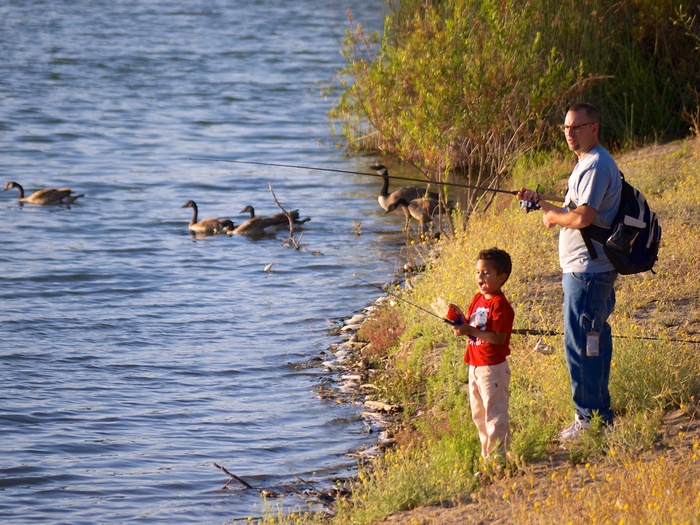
[469,361,510,460]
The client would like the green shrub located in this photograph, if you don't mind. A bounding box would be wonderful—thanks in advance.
[331,0,700,196]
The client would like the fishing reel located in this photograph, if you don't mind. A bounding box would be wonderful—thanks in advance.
[519,185,541,213]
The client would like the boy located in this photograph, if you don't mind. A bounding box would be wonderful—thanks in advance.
[452,247,514,461]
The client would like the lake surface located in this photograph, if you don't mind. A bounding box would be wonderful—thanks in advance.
[0,1,416,522]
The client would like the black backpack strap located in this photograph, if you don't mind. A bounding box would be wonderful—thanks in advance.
[578,171,624,262]
[581,227,599,260]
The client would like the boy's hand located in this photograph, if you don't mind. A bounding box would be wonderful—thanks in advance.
[453,323,469,337]
[445,303,465,326]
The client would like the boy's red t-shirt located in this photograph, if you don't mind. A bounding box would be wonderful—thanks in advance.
[463,291,514,366]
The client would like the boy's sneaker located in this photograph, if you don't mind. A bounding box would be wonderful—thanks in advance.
[557,414,590,441]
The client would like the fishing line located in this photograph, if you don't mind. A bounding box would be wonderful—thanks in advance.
[189,156,524,196]
[511,329,700,345]
[354,276,700,345]
[355,275,563,332]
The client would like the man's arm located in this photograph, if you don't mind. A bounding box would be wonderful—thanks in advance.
[541,202,597,229]
[517,187,597,230]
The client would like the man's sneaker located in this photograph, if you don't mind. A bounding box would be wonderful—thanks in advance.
[557,415,591,441]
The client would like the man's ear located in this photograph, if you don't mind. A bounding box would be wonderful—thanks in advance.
[498,273,508,286]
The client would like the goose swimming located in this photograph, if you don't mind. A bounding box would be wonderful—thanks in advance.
[182,200,234,234]
[230,205,310,236]
[4,181,84,205]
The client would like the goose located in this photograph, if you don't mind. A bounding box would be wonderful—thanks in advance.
[181,200,234,234]
[230,205,310,236]
[4,181,84,205]
[372,164,440,229]
[386,196,440,234]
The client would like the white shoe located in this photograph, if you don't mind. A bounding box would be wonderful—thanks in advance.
[558,415,591,441]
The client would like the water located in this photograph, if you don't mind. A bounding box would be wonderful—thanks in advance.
[0,1,413,522]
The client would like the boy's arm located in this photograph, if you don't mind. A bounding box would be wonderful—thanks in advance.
[453,324,508,345]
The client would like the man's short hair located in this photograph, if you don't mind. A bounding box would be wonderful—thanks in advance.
[478,247,512,281]
[569,102,600,123]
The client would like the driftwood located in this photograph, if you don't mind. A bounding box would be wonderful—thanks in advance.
[213,462,281,498]
[268,183,301,250]
[293,474,336,503]
[267,183,323,255]
[213,462,254,490]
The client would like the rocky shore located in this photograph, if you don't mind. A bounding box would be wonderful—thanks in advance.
[316,294,401,463]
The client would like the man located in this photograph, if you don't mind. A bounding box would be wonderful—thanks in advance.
[518,103,622,440]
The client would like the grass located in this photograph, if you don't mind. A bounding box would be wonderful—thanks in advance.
[251,137,700,524]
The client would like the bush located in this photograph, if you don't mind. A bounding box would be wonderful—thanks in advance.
[331,0,700,198]
[357,306,406,358]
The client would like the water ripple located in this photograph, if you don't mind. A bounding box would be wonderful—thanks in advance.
[0,1,389,522]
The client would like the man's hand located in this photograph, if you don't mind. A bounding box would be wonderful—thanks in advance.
[517,188,539,202]
[519,187,590,228]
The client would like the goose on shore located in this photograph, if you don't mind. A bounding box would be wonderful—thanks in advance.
[230,205,310,236]
[4,181,84,205]
[386,196,440,234]
[182,200,234,234]
[372,164,440,229]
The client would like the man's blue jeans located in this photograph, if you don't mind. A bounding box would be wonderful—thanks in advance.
[562,271,617,424]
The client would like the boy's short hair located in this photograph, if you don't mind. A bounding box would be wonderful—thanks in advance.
[478,247,512,281]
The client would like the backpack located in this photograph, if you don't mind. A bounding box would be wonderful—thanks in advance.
[581,173,661,275]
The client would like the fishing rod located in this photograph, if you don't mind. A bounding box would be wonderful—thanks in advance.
[354,275,700,344]
[353,275,458,325]
[356,275,556,334]
[188,157,565,202]
[355,275,564,335]
[356,274,557,330]
[356,275,562,331]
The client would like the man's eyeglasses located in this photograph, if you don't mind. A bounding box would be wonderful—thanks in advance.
[559,122,595,133]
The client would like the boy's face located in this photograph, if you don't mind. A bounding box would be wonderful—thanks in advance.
[475,258,507,298]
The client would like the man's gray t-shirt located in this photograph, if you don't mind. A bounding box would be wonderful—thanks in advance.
[559,145,622,273]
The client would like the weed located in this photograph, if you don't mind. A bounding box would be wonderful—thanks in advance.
[357,306,406,358]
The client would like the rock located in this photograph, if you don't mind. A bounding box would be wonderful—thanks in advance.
[375,296,388,307]
[337,382,360,394]
[364,400,398,413]
[322,359,343,370]
[348,314,366,325]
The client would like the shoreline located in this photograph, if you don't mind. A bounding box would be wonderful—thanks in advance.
[286,138,700,524]
[317,293,400,463]
[315,263,434,466]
